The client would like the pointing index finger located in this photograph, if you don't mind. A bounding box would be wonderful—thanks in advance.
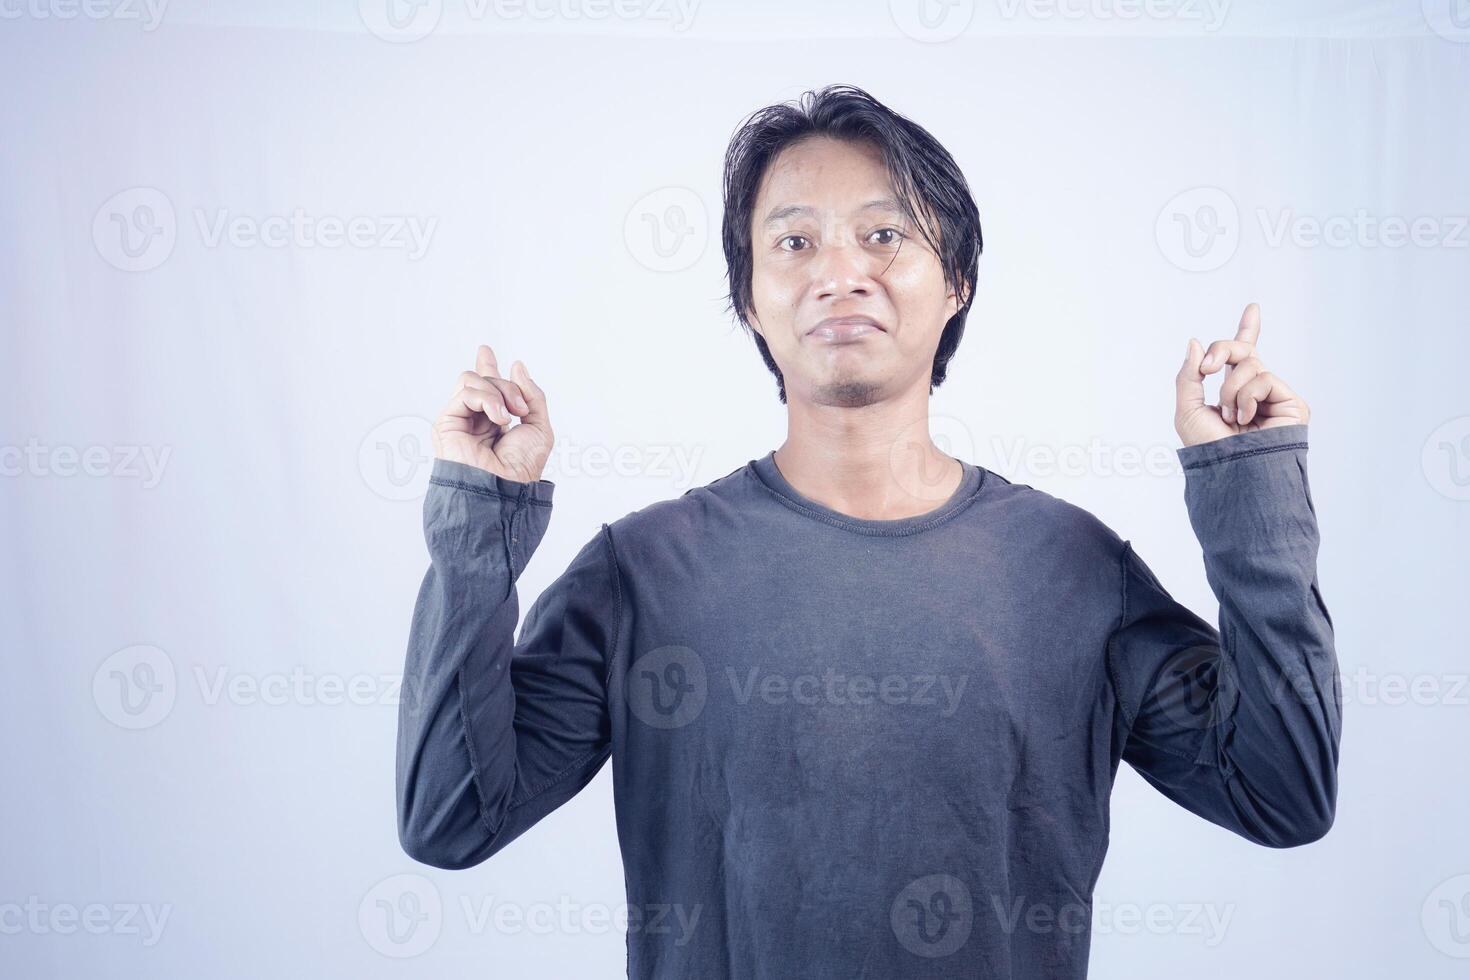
[1234,302,1261,346]
[476,344,501,379]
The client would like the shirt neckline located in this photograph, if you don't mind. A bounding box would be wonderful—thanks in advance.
[748,450,986,537]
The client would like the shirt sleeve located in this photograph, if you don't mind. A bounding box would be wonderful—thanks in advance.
[395,458,619,869]
[1106,423,1342,848]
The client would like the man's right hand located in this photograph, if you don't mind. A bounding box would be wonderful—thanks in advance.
[432,344,553,484]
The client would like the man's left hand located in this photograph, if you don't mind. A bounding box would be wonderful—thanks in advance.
[1175,302,1311,448]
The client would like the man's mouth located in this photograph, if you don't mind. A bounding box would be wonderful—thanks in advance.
[806,315,886,343]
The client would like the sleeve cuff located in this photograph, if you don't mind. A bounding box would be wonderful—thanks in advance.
[1177,424,1309,471]
[1175,424,1317,548]
[428,457,555,506]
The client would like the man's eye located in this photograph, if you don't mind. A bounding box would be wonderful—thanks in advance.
[779,235,811,252]
[869,227,905,247]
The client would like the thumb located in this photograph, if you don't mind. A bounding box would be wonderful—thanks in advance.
[1174,337,1206,414]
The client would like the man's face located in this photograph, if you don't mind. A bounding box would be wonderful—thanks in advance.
[748,136,958,407]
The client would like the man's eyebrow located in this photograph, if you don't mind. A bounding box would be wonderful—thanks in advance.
[760,198,907,228]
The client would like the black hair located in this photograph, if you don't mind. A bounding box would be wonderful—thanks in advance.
[720,83,983,403]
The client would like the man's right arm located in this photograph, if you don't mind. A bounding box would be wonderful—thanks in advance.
[395,458,619,869]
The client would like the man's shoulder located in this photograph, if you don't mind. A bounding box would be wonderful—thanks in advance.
[973,466,1128,556]
[602,457,756,543]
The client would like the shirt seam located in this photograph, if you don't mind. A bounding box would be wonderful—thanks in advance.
[600,523,628,692]
[1108,539,1232,772]
[506,746,612,812]
[503,525,622,810]
[457,486,571,838]
[1107,540,1139,731]
[1180,441,1307,471]
[428,475,554,506]
[1216,624,1241,780]
[455,663,502,842]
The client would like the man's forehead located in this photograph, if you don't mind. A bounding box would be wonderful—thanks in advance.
[760,197,905,228]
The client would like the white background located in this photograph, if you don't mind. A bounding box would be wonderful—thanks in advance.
[2,0,1468,976]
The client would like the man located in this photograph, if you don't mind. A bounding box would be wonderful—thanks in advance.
[396,84,1340,978]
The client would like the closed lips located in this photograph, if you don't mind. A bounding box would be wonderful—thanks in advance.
[808,316,885,336]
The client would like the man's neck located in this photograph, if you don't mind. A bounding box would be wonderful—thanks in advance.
[772,385,964,521]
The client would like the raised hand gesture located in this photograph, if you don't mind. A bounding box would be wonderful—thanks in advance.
[1175,303,1311,448]
[432,344,553,483]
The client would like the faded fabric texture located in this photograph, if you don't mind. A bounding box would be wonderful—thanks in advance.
[396,423,1340,979]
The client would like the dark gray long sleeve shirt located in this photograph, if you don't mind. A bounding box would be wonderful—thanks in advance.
[395,423,1341,979]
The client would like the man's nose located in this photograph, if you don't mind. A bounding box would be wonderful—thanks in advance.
[812,240,882,301]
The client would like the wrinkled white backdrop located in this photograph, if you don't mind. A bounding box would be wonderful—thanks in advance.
[2,1,1468,977]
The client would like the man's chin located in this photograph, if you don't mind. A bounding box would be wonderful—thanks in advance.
[807,375,885,408]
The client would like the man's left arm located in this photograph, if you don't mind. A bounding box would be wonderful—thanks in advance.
[1108,423,1342,847]
[1106,303,1342,847]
